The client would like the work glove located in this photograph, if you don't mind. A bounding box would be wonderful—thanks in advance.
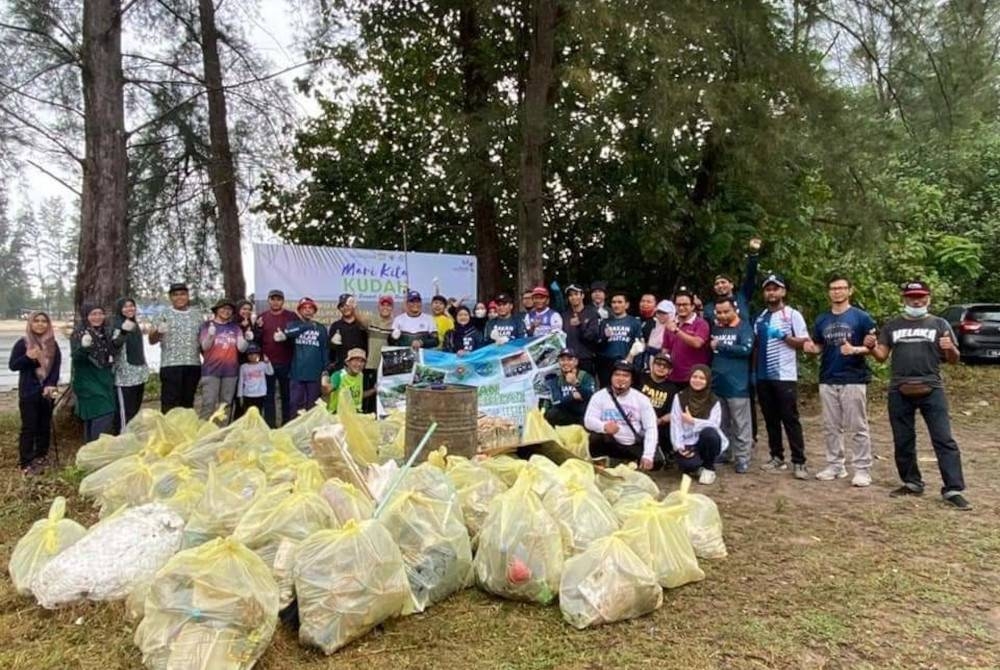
[121,319,136,332]
[273,328,287,342]
[391,328,402,340]
[81,332,93,348]
[597,307,609,320]
[244,329,254,342]
[497,336,510,346]
[629,340,645,357]
[331,331,342,346]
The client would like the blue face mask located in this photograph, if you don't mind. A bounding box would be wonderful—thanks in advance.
[904,305,928,318]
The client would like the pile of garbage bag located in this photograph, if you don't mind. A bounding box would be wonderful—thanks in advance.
[8,402,730,664]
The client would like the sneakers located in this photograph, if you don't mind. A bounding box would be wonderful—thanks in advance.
[760,457,788,473]
[734,460,750,474]
[793,464,809,480]
[851,470,872,487]
[890,485,924,497]
[815,465,848,481]
[943,494,972,511]
[698,469,717,485]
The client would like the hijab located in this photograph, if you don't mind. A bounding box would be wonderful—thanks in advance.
[451,306,480,349]
[24,311,57,381]
[73,303,114,369]
[113,297,146,366]
[678,364,717,419]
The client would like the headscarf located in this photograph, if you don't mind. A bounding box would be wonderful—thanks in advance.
[113,297,146,366]
[24,311,57,381]
[450,306,480,350]
[73,303,114,369]
[678,364,717,419]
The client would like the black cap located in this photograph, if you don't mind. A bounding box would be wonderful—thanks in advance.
[337,293,353,309]
[168,282,189,294]
[557,347,577,359]
[762,273,786,289]
[652,351,672,365]
[267,288,284,299]
[245,342,262,355]
[590,281,608,293]
[495,292,512,304]
[612,359,633,372]
[211,298,236,312]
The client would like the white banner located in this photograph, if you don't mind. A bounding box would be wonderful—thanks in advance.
[252,242,478,307]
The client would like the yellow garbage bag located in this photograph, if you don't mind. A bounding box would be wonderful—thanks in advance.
[596,462,660,504]
[79,452,156,517]
[611,486,656,522]
[521,454,561,498]
[75,433,144,474]
[8,497,86,596]
[481,454,527,487]
[174,407,271,470]
[134,537,279,670]
[379,486,474,612]
[336,394,379,465]
[319,478,373,526]
[559,529,663,629]
[523,407,560,444]
[620,499,704,589]
[378,409,406,462]
[162,407,203,442]
[443,457,508,539]
[662,475,727,559]
[542,479,620,556]
[277,402,335,456]
[294,520,412,655]
[473,473,564,604]
[553,424,591,460]
[556,458,595,486]
[150,459,206,521]
[183,464,267,548]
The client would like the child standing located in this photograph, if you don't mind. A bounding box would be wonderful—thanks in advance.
[8,311,61,475]
[323,348,370,414]
[237,344,273,415]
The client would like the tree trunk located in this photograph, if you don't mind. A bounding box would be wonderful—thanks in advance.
[516,0,557,295]
[77,0,128,312]
[459,1,503,300]
[198,0,246,299]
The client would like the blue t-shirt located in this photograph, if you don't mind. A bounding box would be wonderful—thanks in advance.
[812,307,877,384]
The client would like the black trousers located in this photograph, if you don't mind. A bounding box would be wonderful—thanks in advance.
[675,428,723,474]
[589,432,643,462]
[160,365,201,412]
[362,369,378,413]
[545,404,584,427]
[756,379,806,464]
[18,397,52,467]
[114,384,145,434]
[888,388,965,495]
[264,363,292,427]
[241,396,266,414]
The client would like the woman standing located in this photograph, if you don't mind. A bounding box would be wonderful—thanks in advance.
[669,364,729,485]
[8,311,61,475]
[444,305,486,354]
[71,305,116,442]
[111,298,149,432]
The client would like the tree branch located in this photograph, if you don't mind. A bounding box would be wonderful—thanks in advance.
[0,102,83,162]
[0,80,84,118]
[24,158,81,196]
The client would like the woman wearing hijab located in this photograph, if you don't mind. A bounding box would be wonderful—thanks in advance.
[669,364,729,485]
[443,305,486,354]
[8,311,61,475]
[111,298,149,433]
[71,304,117,442]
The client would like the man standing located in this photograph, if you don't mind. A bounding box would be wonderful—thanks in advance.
[329,293,368,371]
[149,282,203,412]
[584,359,659,470]
[364,295,395,413]
[389,290,438,350]
[662,288,711,386]
[284,297,330,415]
[525,286,564,337]
[595,291,643,387]
[710,296,755,473]
[754,274,811,479]
[561,284,599,377]
[870,280,971,510]
[257,289,296,427]
[544,348,596,426]
[485,293,526,344]
[703,237,761,323]
[637,351,677,458]
[590,281,609,319]
[803,275,877,487]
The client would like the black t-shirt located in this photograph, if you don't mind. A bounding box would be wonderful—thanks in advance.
[638,374,678,417]
[329,318,368,371]
[878,315,956,388]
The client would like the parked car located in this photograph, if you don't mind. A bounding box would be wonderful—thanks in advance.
[939,304,1000,363]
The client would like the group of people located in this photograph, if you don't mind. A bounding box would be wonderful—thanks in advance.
[7,240,973,512]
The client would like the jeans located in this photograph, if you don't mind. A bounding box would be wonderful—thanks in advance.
[114,384,145,434]
[719,396,753,465]
[160,365,201,412]
[18,397,52,467]
[264,363,292,427]
[819,384,872,471]
[888,387,965,495]
[290,380,321,416]
[675,427,723,474]
[756,379,806,464]
[84,412,114,443]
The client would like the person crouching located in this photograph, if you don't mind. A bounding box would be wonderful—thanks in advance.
[669,365,729,485]
[583,359,659,470]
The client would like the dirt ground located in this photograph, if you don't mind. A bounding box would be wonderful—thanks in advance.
[0,366,998,670]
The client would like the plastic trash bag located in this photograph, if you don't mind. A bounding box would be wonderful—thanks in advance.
[542,479,620,556]
[162,407,204,442]
[183,464,267,549]
[523,407,561,444]
[521,455,561,498]
[559,530,663,629]
[379,486,474,612]
[75,433,143,473]
[294,520,412,655]
[556,458,595,486]
[277,401,335,456]
[134,537,279,670]
[79,452,156,517]
[596,463,660,505]
[174,407,272,470]
[377,409,406,463]
[8,497,86,596]
[662,475,727,559]
[443,457,508,539]
[480,454,527,487]
[311,424,370,491]
[619,499,704,589]
[473,474,564,604]
[611,485,656,523]
[553,424,591,460]
[32,503,184,608]
[148,458,207,522]
[337,390,379,465]
[319,478,374,526]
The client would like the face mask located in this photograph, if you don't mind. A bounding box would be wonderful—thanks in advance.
[904,305,928,318]
[639,307,655,319]
[474,309,486,318]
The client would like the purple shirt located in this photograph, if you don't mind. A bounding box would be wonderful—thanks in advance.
[200,322,242,378]
[663,316,711,383]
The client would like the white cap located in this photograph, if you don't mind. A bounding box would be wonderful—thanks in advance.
[655,299,676,315]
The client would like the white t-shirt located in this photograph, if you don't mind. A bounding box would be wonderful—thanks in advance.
[583,388,658,460]
[754,306,808,381]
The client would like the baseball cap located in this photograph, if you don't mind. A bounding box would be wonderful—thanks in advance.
[267,289,284,299]
[337,293,353,309]
[565,283,584,294]
[652,351,673,365]
[531,286,549,297]
[346,347,366,362]
[590,281,608,293]
[655,299,676,315]
[557,347,577,359]
[714,273,734,283]
[378,295,394,306]
[762,273,786,289]
[901,280,931,296]
[211,298,236,313]
[297,297,318,313]
[495,292,512,304]
[168,282,189,294]
[406,290,422,302]
[612,359,633,372]
[245,343,262,355]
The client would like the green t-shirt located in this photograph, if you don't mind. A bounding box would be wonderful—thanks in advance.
[327,369,363,413]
